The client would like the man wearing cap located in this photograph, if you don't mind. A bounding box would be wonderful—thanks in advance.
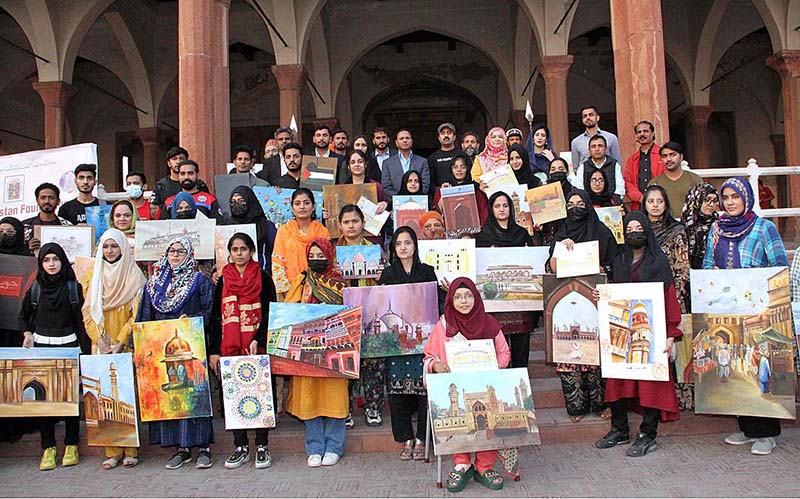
[506,128,524,147]
[648,141,702,218]
[428,123,461,188]
[257,126,295,185]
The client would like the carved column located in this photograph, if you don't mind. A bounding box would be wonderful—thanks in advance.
[32,81,75,148]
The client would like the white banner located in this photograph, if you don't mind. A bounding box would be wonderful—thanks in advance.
[0,143,98,219]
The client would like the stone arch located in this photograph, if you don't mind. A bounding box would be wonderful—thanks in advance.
[22,379,46,401]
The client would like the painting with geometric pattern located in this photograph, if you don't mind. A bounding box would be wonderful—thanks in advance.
[219,355,276,430]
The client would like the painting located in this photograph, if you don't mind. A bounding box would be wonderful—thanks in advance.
[300,156,338,191]
[793,303,800,376]
[38,225,94,263]
[444,339,498,372]
[85,205,112,244]
[219,355,276,430]
[0,255,37,330]
[597,282,669,381]
[690,267,796,419]
[214,173,269,216]
[674,315,694,384]
[393,195,428,235]
[356,197,390,236]
[336,245,382,280]
[427,368,540,456]
[418,238,476,283]
[488,184,535,235]
[543,274,606,365]
[595,206,625,244]
[0,347,80,417]
[526,182,566,225]
[476,247,548,313]
[134,218,216,261]
[343,282,438,358]
[553,240,600,278]
[323,184,377,238]
[131,317,212,422]
[252,186,323,227]
[214,223,258,270]
[480,165,518,193]
[266,303,362,379]
[79,353,139,447]
[72,256,94,292]
[439,184,481,238]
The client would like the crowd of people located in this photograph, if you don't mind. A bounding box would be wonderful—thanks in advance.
[2,107,796,493]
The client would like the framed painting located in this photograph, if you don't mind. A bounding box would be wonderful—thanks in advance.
[417,238,476,283]
[0,255,37,330]
[322,184,377,239]
[526,182,566,225]
[219,355,276,430]
[335,245,382,280]
[252,186,324,227]
[80,353,140,447]
[0,347,80,417]
[543,274,606,365]
[439,184,480,238]
[134,218,216,261]
[38,225,95,263]
[300,156,338,191]
[476,247,548,312]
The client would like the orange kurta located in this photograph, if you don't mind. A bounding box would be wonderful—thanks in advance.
[271,220,330,294]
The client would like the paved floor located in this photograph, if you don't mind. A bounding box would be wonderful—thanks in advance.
[2,429,800,497]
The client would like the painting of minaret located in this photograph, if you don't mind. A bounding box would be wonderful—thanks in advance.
[80,353,140,447]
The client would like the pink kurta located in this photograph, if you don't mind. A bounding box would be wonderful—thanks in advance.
[422,318,511,374]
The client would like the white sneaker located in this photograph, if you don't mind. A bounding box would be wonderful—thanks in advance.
[307,454,322,467]
[321,452,340,466]
[750,437,776,455]
[724,432,755,445]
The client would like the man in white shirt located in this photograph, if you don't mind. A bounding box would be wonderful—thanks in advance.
[573,134,625,197]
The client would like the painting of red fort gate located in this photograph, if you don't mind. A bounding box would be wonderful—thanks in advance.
[427,368,540,456]
[80,353,140,447]
[0,347,80,417]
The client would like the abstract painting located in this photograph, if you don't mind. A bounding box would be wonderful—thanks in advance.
[38,225,94,263]
[322,183,377,238]
[690,267,796,419]
[553,240,600,278]
[85,205,112,244]
[335,245,382,280]
[134,218,216,261]
[427,368,540,456]
[476,247,548,312]
[300,156,338,191]
[393,195,428,235]
[343,282,438,358]
[418,238,476,283]
[214,223,258,270]
[439,184,481,238]
[80,353,140,447]
[543,274,606,365]
[252,186,324,227]
[266,303,362,379]
[131,317,212,421]
[526,182,566,225]
[674,314,694,384]
[219,355,276,430]
[595,206,625,244]
[0,347,80,417]
[0,255,37,330]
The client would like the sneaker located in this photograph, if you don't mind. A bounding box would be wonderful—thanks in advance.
[307,454,322,468]
[39,447,57,471]
[626,433,658,457]
[255,446,272,469]
[61,445,79,467]
[750,437,776,455]
[224,446,249,469]
[321,452,340,466]
[345,413,354,429]
[724,432,756,445]
[365,409,382,427]
[165,450,192,470]
[595,429,631,449]
[195,449,213,469]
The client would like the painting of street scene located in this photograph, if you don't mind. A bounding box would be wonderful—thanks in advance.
[544,274,606,365]
[476,247,548,312]
[80,353,139,447]
[0,347,80,417]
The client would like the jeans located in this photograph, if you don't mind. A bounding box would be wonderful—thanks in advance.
[609,399,660,437]
[233,428,269,448]
[40,417,79,449]
[304,417,346,456]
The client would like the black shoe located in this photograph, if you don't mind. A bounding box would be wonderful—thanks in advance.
[626,432,657,457]
[595,429,631,449]
[255,446,272,469]
[224,446,249,469]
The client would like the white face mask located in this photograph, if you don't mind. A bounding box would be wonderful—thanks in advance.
[126,184,143,199]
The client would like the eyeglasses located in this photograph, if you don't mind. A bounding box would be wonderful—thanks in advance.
[589,178,604,184]
[566,201,586,209]
[703,197,719,205]
[167,249,188,256]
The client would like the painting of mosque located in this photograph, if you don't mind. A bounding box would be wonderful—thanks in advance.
[476,247,548,313]
[393,195,428,235]
[220,355,276,430]
[131,317,212,422]
[418,238,477,283]
[80,353,139,447]
[427,368,540,455]
[597,282,669,381]
[690,267,796,419]
[0,347,80,417]
[134,218,216,261]
[252,186,324,227]
[336,245,382,280]
[0,254,37,330]
[266,303,362,379]
[543,274,606,366]
[526,182,566,225]
[343,282,439,358]
[38,226,94,263]
[439,184,481,238]
[595,206,624,244]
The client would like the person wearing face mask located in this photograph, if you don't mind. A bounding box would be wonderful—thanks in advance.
[227,186,276,267]
[125,172,151,221]
[539,158,573,246]
[81,229,147,469]
[0,217,32,256]
[160,160,224,222]
[169,192,198,220]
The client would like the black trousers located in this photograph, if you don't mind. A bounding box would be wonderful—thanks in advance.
[738,416,781,438]
[609,399,660,438]
[506,333,531,369]
[232,428,269,448]
[40,416,80,449]
[388,394,427,442]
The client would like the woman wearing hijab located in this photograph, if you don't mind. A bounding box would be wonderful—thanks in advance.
[136,236,216,470]
[82,229,147,469]
[703,177,788,456]
[596,212,682,457]
[470,127,508,181]
[530,123,556,183]
[539,158,573,246]
[547,189,619,423]
[19,243,91,470]
[681,183,720,270]
[424,277,510,492]
[228,185,277,266]
[587,169,622,208]
[0,217,32,256]
[507,144,541,190]
[284,238,349,468]
[433,153,489,225]
[168,191,198,219]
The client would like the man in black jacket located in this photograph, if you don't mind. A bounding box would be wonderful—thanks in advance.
[150,146,208,218]
[428,122,461,188]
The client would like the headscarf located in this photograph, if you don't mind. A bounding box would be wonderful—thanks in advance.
[221,258,263,356]
[548,159,572,195]
[0,217,31,255]
[508,144,538,189]
[711,177,758,269]
[146,235,199,314]
[229,185,270,261]
[641,185,683,248]
[681,183,719,269]
[549,189,618,268]
[108,200,138,235]
[170,192,197,219]
[443,277,501,340]
[36,243,76,313]
[86,229,146,328]
[612,211,674,287]
[303,238,345,304]
[530,123,553,174]
[380,226,430,284]
[419,211,445,240]
[398,170,426,195]
[478,126,508,172]
[587,168,614,207]
[475,192,532,248]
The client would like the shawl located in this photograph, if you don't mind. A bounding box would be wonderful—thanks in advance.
[398,170,426,195]
[475,192,532,248]
[220,259,262,356]
[587,167,614,207]
[612,211,674,287]
[301,238,345,305]
[443,277,501,340]
[477,126,508,172]
[170,191,197,219]
[0,217,31,255]
[271,219,330,293]
[379,227,437,285]
[681,183,719,268]
[549,189,618,268]
[87,229,146,328]
[229,185,270,261]
[36,243,76,312]
[109,200,137,235]
[530,123,554,174]
[146,235,200,314]
[643,185,685,249]
[713,177,758,269]
[508,144,539,189]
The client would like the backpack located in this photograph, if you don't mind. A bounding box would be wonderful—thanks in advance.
[30,280,81,312]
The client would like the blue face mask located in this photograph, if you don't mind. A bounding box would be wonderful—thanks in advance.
[126,184,143,199]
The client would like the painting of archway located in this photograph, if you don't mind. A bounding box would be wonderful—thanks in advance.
[22,380,45,401]
[543,274,606,365]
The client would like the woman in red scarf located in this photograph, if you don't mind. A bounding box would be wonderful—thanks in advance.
[209,232,277,470]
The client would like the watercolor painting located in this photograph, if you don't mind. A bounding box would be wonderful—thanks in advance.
[476,247,548,312]
[80,353,140,447]
[526,182,566,225]
[595,206,625,244]
[439,184,481,238]
[85,205,112,244]
[674,315,694,384]
[0,347,80,417]
[543,274,606,365]
[300,156,338,191]
[0,255,37,330]
[417,238,477,283]
[393,195,428,235]
[220,355,276,430]
[480,165,518,193]
[343,282,438,358]
[214,223,258,269]
[252,186,324,227]
[444,339,498,372]
[335,245,382,280]
[553,240,600,278]
[131,317,212,422]
[427,368,540,456]
[134,218,216,261]
[323,184,377,238]
[39,226,94,263]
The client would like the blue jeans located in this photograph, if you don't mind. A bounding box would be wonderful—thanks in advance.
[304,417,346,456]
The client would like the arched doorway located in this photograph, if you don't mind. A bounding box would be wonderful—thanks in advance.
[22,380,46,401]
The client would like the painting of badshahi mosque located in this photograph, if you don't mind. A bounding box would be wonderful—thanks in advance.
[427,368,540,455]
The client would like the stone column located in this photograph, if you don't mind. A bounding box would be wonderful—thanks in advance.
[609,0,670,158]
[137,127,161,189]
[211,0,232,174]
[767,51,800,167]
[272,64,307,141]
[685,105,713,168]
[32,81,75,148]
[538,55,573,152]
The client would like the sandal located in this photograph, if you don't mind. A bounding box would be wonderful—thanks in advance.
[412,445,426,461]
[600,408,612,420]
[474,469,504,490]
[570,415,584,423]
[102,457,120,470]
[399,440,414,461]
[123,456,139,468]
[446,466,474,493]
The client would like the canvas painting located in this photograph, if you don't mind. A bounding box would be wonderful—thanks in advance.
[690,267,796,419]
[356,197,390,236]
[0,347,80,417]
[266,303,362,379]
[526,182,566,225]
[393,195,428,235]
[219,355,276,430]
[476,247,548,313]
[674,314,694,384]
[323,184,377,238]
[300,156,338,191]
[72,256,94,292]
[131,317,212,422]
[553,240,600,278]
[85,205,112,244]
[418,238,477,283]
[444,339,498,372]
[80,353,140,447]
[214,173,269,216]
[38,225,94,263]
[427,368,540,456]
[252,186,324,227]
[214,223,258,270]
[480,165,518,193]
[336,245,382,280]
[134,218,216,261]
[0,255,37,330]
[595,206,625,244]
[543,274,606,365]
[343,282,438,358]
[439,184,481,238]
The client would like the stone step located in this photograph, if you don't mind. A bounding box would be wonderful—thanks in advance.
[531,376,566,408]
